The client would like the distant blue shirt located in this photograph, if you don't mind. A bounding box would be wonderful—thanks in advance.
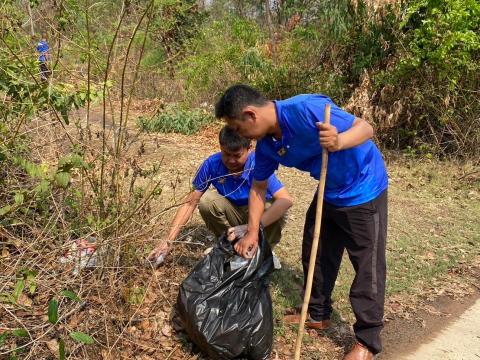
[36,40,49,62]
[253,94,388,207]
[193,152,284,206]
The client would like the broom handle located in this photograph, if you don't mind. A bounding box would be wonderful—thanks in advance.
[294,104,331,360]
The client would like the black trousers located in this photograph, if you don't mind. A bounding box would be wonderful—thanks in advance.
[302,190,388,354]
[39,62,51,81]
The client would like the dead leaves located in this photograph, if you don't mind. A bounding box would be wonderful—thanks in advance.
[16,293,33,308]
[46,338,59,355]
[161,324,172,337]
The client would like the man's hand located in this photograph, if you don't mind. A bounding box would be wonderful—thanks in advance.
[147,240,171,268]
[316,122,342,152]
[227,224,248,242]
[233,231,259,259]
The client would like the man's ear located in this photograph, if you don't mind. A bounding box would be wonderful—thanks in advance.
[242,106,257,123]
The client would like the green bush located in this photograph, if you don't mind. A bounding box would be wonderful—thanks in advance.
[177,17,265,101]
[373,0,480,156]
[398,0,480,84]
[137,105,215,135]
[173,0,479,156]
[348,3,397,78]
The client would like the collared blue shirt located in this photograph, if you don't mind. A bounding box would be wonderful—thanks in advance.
[193,152,284,206]
[36,40,49,62]
[253,94,388,207]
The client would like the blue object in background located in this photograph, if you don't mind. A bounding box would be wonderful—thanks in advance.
[36,40,49,62]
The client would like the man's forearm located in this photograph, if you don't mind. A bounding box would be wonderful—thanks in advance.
[261,198,291,227]
[338,118,374,150]
[166,196,199,241]
[247,182,267,233]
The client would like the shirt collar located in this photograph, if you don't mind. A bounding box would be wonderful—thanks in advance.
[273,100,292,142]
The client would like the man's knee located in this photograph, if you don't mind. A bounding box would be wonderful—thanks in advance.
[198,194,213,217]
[198,191,224,217]
[264,224,282,248]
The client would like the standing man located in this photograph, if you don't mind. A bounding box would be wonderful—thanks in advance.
[215,85,388,360]
[147,125,292,267]
[36,35,51,81]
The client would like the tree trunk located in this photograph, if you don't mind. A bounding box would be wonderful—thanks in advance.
[265,0,276,63]
[26,0,35,36]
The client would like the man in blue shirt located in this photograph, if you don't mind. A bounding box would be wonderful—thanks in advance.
[36,36,51,81]
[147,125,292,267]
[215,85,388,360]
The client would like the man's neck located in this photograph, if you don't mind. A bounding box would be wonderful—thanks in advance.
[266,101,282,139]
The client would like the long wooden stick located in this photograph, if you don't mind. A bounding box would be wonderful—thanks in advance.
[294,104,331,359]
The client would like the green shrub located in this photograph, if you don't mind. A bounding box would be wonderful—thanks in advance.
[398,0,480,84]
[137,105,215,135]
[177,17,265,102]
[348,3,397,78]
[372,0,480,156]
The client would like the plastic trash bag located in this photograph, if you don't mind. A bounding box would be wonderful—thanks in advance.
[59,234,97,275]
[177,229,274,360]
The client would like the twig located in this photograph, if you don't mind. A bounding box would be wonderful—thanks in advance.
[99,2,128,220]
[165,345,178,360]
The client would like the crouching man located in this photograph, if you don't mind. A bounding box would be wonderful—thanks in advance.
[148,125,292,266]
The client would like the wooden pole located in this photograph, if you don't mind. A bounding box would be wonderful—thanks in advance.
[294,104,331,359]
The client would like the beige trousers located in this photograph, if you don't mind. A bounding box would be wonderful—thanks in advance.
[198,189,285,247]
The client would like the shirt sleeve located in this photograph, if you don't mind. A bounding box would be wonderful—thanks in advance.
[266,173,284,196]
[305,100,355,133]
[192,159,211,192]
[253,141,279,181]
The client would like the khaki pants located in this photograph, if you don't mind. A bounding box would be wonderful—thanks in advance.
[198,189,285,247]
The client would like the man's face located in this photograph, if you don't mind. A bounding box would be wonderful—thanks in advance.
[220,146,250,173]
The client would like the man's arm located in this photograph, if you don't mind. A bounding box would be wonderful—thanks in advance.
[233,179,268,258]
[166,190,203,240]
[228,185,292,245]
[147,190,203,266]
[261,187,292,226]
[317,117,373,152]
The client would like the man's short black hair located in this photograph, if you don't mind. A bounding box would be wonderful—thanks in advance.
[215,84,268,120]
[219,125,251,151]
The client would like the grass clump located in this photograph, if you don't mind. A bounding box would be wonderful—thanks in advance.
[137,104,215,135]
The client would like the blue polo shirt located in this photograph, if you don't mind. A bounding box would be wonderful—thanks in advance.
[253,94,388,207]
[36,40,49,62]
[193,152,284,206]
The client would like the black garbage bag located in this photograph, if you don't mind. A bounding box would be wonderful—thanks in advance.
[177,229,274,360]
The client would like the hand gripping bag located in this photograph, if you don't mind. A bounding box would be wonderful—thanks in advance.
[177,229,274,360]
